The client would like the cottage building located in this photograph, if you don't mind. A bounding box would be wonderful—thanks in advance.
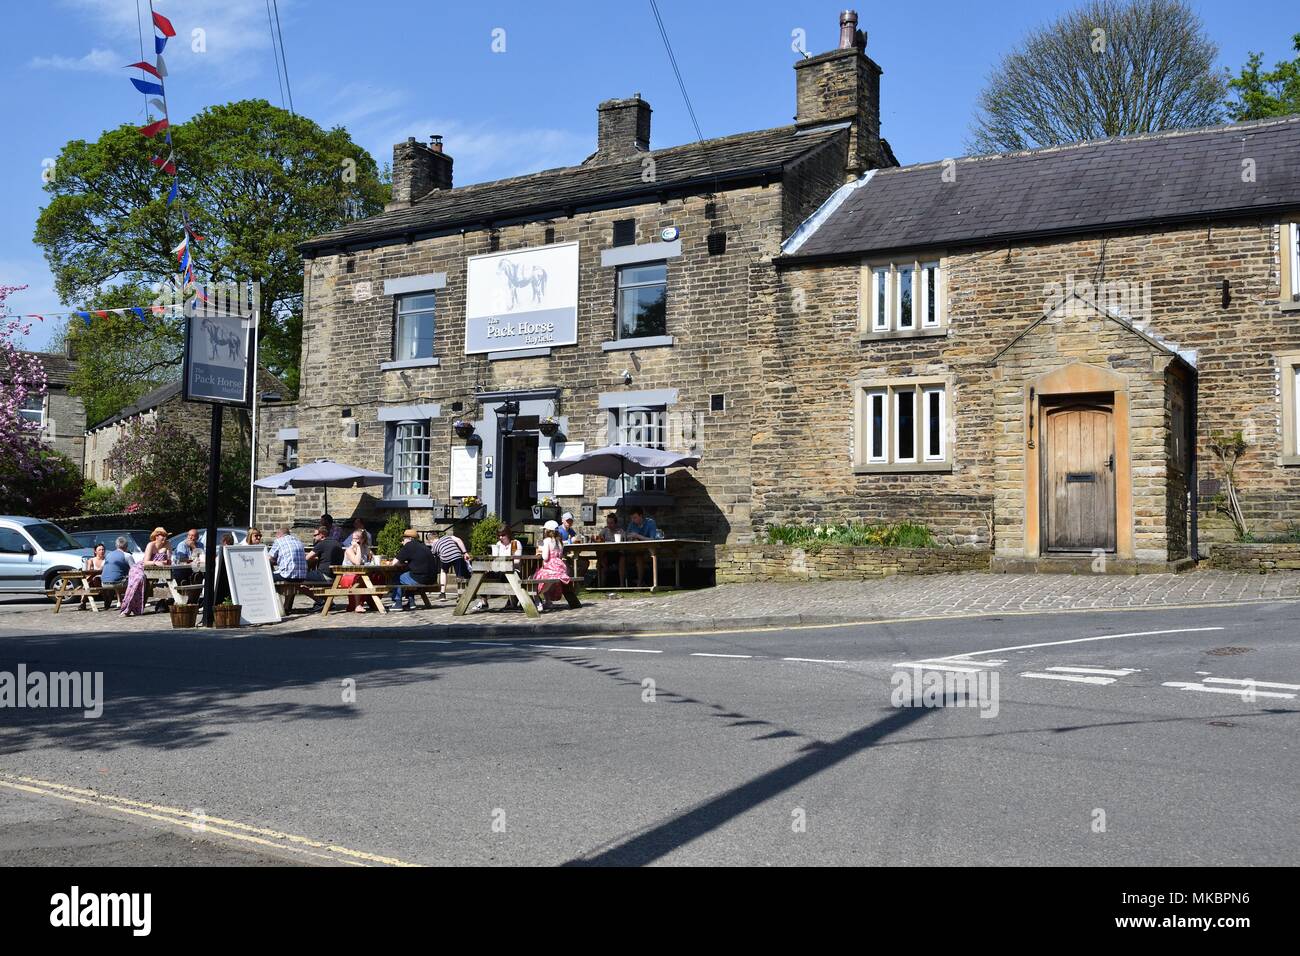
[255,11,897,546]
[8,351,86,468]
[771,115,1300,570]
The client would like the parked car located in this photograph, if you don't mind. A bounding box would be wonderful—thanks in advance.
[70,529,150,561]
[168,527,248,554]
[0,516,94,594]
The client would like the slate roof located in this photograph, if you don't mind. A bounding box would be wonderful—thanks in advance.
[300,125,848,253]
[86,380,181,432]
[782,115,1300,261]
[26,352,76,386]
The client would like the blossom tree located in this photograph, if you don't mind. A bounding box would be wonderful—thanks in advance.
[0,285,56,508]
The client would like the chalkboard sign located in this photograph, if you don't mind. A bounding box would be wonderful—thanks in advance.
[222,545,282,625]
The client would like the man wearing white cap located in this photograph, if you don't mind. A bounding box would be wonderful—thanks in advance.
[557,512,582,544]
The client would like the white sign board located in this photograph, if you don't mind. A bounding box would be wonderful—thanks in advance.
[222,545,282,625]
[538,441,586,497]
[450,444,479,498]
[464,242,579,354]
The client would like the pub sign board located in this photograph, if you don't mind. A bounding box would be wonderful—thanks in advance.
[464,241,579,354]
[182,311,254,407]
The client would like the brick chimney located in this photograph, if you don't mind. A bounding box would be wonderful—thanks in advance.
[594,94,651,162]
[794,10,886,180]
[386,135,453,211]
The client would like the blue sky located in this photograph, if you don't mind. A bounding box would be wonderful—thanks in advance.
[4,0,1296,350]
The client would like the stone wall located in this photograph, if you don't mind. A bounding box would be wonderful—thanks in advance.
[768,219,1300,560]
[716,543,991,582]
[1206,542,1300,571]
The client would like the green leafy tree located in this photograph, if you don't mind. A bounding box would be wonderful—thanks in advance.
[105,418,249,523]
[968,0,1226,154]
[36,99,388,409]
[1227,34,1300,121]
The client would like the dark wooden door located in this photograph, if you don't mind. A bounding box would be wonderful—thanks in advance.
[1042,403,1116,552]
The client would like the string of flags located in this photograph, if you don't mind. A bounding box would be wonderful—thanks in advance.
[14,7,205,330]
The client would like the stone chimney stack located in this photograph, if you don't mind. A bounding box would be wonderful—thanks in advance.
[594,94,652,162]
[794,10,886,180]
[386,135,453,211]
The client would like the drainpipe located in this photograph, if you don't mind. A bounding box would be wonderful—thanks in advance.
[1188,369,1199,563]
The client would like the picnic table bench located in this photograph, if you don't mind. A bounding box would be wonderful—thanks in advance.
[452,556,581,619]
[562,538,707,592]
[48,570,124,613]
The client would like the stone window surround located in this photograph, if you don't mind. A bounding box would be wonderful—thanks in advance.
[602,240,681,350]
[380,273,446,371]
[1281,219,1300,313]
[859,252,948,339]
[596,388,679,507]
[1279,351,1300,467]
[377,403,441,509]
[851,375,953,474]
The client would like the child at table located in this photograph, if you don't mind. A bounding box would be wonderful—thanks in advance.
[340,529,373,613]
[532,523,572,611]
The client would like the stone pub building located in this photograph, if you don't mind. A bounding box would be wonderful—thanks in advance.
[258,11,1300,573]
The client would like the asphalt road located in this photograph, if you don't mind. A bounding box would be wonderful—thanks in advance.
[0,600,1296,865]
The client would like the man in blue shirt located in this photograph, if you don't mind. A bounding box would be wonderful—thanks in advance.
[624,508,660,588]
[100,537,134,586]
[268,527,307,583]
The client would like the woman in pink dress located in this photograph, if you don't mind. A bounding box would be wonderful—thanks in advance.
[532,523,572,611]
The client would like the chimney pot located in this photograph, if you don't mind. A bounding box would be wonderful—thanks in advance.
[430,134,443,154]
[838,10,858,49]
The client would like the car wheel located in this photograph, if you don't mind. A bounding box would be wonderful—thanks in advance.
[44,570,64,601]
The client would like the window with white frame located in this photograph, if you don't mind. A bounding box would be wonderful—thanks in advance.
[19,395,44,428]
[864,258,945,333]
[1289,222,1300,303]
[394,292,436,361]
[281,439,299,472]
[616,263,668,339]
[855,381,950,470]
[392,421,430,497]
[611,405,666,493]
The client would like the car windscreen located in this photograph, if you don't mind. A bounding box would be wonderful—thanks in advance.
[26,522,82,551]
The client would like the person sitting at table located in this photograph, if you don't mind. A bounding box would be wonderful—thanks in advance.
[389,528,436,612]
[268,526,307,586]
[348,517,370,549]
[595,513,625,587]
[472,525,523,612]
[116,533,151,617]
[84,543,107,575]
[246,527,266,549]
[306,526,344,584]
[142,527,172,566]
[320,513,346,543]
[532,522,572,611]
[624,508,661,587]
[340,529,373,613]
[101,537,133,590]
[558,512,582,544]
[433,530,471,600]
[174,528,200,564]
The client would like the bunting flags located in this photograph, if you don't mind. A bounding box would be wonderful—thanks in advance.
[15,304,185,325]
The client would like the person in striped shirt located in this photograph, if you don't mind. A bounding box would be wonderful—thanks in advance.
[434,530,470,600]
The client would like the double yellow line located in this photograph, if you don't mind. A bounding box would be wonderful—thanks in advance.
[0,771,417,867]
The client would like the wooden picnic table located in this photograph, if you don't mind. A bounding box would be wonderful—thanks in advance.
[562,539,707,592]
[452,555,581,618]
[142,566,204,606]
[49,570,118,613]
[318,563,410,616]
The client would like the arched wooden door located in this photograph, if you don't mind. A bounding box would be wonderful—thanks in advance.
[1041,401,1116,552]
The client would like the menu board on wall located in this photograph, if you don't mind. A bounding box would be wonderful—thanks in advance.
[450,444,479,498]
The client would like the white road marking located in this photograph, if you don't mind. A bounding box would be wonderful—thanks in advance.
[601,647,663,654]
[523,644,599,651]
[1046,666,1139,677]
[1162,681,1296,700]
[690,653,753,659]
[1202,677,1300,691]
[783,657,849,664]
[939,627,1225,660]
[1021,672,1116,685]
[892,662,986,674]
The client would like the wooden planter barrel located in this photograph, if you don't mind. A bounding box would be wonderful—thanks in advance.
[213,604,242,628]
[169,603,199,628]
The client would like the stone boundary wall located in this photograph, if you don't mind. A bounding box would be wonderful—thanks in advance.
[1206,542,1300,572]
[716,543,991,582]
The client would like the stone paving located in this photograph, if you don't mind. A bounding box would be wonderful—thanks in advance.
[3,570,1298,639]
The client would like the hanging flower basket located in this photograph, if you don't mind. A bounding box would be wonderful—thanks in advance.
[453,420,476,439]
[538,417,561,437]
[213,603,242,629]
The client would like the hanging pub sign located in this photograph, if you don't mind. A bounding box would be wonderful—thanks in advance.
[464,241,579,354]
[182,309,254,407]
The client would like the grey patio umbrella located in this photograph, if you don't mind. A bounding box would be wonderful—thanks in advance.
[253,458,392,514]
[545,444,700,513]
